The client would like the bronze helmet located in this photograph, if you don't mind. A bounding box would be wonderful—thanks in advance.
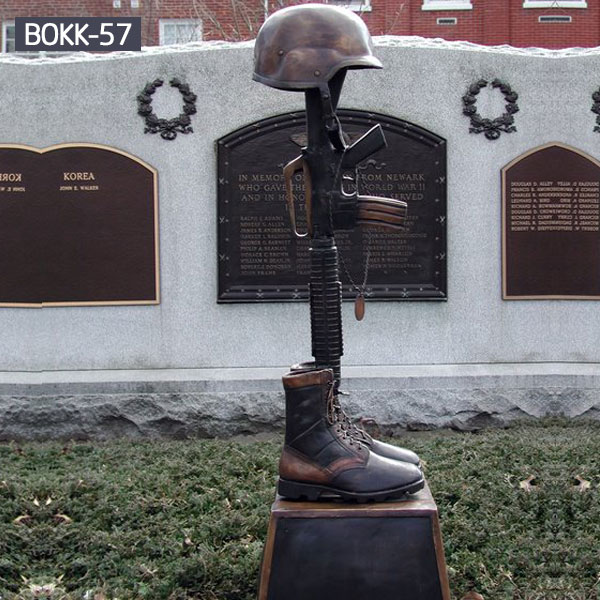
[253,3,382,91]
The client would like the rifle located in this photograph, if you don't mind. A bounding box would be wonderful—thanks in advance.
[281,70,407,388]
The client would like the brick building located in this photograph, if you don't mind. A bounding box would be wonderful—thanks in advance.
[0,0,597,51]
[369,0,596,49]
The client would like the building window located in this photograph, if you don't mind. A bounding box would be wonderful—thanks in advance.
[327,0,372,12]
[2,21,15,53]
[2,20,65,57]
[422,0,472,10]
[159,20,202,45]
[538,14,572,22]
[437,17,458,24]
[523,0,586,7]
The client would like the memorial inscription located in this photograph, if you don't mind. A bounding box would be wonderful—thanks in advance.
[218,111,447,302]
[503,143,600,298]
[0,143,159,306]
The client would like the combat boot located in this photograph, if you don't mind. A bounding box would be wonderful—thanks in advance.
[279,368,424,502]
[290,361,421,467]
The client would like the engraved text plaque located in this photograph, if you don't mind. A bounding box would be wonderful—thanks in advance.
[218,111,447,302]
[503,143,600,299]
[0,144,159,306]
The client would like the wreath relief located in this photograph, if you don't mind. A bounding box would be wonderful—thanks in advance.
[462,79,519,141]
[137,78,197,140]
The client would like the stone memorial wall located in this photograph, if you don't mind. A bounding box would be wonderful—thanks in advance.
[1,39,600,438]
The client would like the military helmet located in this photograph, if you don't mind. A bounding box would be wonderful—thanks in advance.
[253,3,382,91]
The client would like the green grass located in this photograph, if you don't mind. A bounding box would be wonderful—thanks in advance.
[0,420,599,599]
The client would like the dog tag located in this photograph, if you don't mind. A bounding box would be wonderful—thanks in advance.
[354,294,365,321]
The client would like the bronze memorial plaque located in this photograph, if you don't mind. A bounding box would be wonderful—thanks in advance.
[218,110,447,302]
[503,143,600,299]
[0,144,159,306]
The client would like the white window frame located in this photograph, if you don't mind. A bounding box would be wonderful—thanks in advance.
[159,19,202,46]
[422,0,472,11]
[1,19,65,57]
[437,16,458,24]
[538,14,572,21]
[2,20,15,53]
[328,0,372,12]
[523,0,586,7]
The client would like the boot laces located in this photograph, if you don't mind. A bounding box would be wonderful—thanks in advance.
[326,383,365,451]
[332,396,373,444]
[326,381,337,426]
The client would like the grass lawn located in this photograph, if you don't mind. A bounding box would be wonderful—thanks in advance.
[0,420,599,600]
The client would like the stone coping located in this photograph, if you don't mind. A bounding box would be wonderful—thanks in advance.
[0,362,598,389]
[1,36,599,66]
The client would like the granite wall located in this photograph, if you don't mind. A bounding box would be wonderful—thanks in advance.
[0,39,599,438]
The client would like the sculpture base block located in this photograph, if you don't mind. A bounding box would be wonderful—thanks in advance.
[258,480,450,600]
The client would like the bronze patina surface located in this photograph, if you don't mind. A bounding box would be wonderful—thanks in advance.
[0,144,158,306]
[252,3,380,90]
[217,110,447,302]
[503,143,600,299]
[252,3,431,509]
[259,483,451,600]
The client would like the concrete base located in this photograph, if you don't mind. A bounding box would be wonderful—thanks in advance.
[0,363,598,440]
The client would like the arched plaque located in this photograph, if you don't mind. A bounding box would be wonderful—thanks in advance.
[217,110,447,302]
[502,143,600,299]
[0,143,159,306]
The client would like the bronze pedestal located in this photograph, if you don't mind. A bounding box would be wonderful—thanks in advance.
[258,480,451,600]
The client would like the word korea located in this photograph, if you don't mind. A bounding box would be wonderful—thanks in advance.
[15,17,141,52]
[0,173,22,182]
[0,173,96,182]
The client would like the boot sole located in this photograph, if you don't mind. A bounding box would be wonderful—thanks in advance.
[278,477,425,503]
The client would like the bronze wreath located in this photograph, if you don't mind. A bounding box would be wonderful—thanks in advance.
[137,78,197,140]
[462,79,519,141]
